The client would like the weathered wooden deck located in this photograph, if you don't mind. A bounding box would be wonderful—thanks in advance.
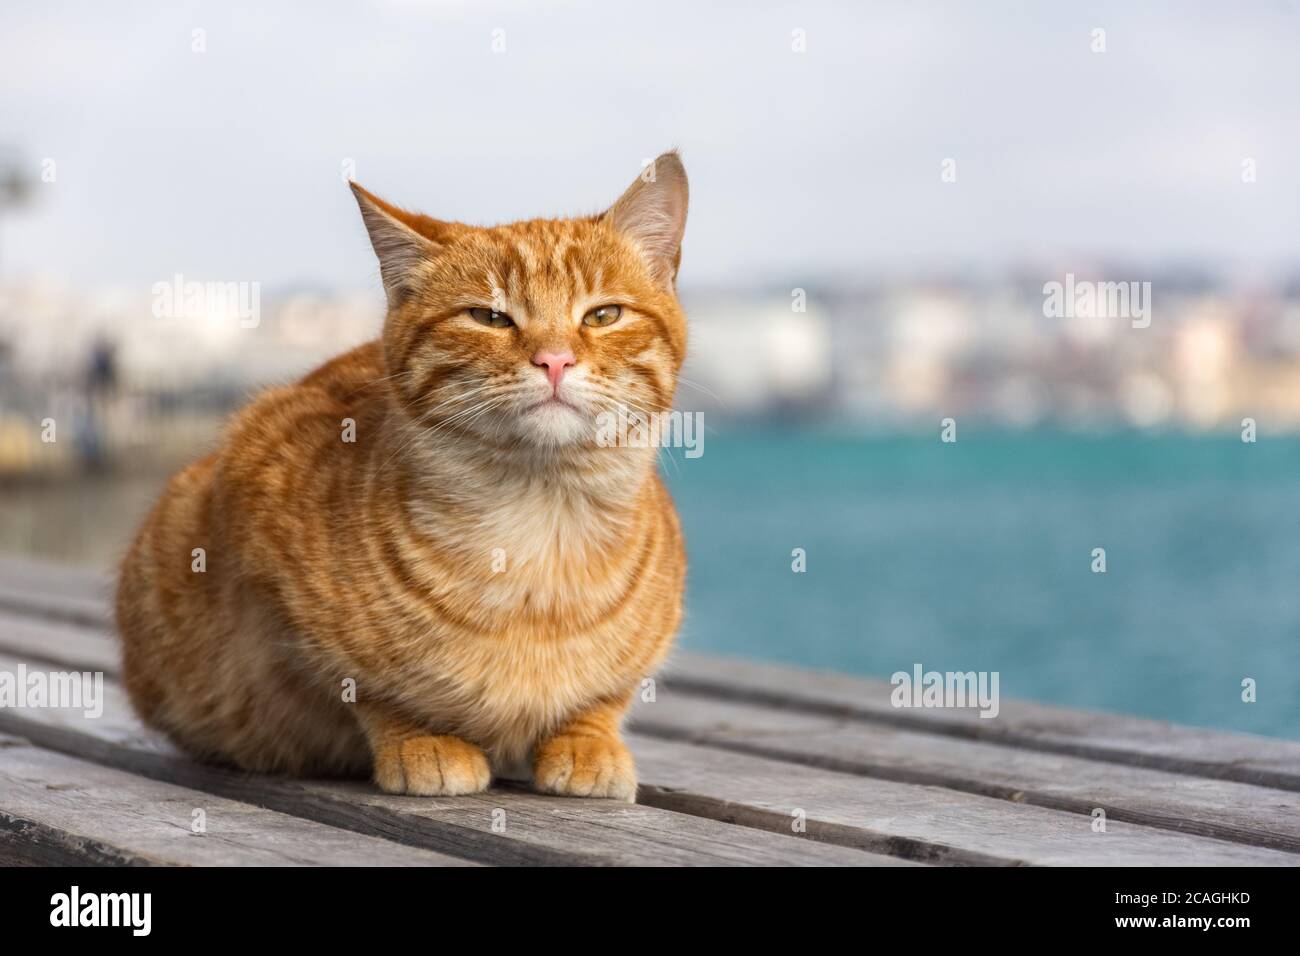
[0,553,1297,866]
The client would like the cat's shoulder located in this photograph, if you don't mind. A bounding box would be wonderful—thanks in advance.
[239,339,386,425]
[296,339,386,401]
[217,341,387,466]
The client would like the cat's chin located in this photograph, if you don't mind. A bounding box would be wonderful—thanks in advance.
[514,399,594,449]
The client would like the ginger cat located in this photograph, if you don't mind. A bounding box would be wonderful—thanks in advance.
[116,153,689,801]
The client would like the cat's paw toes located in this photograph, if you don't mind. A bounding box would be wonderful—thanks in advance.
[533,734,637,802]
[373,734,491,796]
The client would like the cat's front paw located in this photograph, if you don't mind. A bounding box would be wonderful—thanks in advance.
[373,734,491,796]
[533,734,637,802]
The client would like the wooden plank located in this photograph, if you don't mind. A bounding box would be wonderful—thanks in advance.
[627,735,1300,866]
[7,558,1296,864]
[661,652,1300,791]
[10,599,1300,826]
[2,642,1294,868]
[0,734,474,866]
[5,556,1296,792]
[0,554,108,595]
[630,693,1300,854]
[0,556,108,629]
[10,608,1292,857]
[0,583,106,630]
[0,654,903,867]
[0,610,119,674]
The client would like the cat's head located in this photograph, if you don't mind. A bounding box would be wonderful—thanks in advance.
[351,153,688,452]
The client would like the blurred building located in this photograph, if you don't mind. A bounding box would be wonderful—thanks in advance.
[5,269,1300,479]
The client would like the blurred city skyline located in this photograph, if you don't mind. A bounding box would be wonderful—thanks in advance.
[2,0,1299,294]
[4,0,1300,482]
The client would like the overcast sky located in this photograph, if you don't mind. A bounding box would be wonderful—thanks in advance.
[2,0,1298,293]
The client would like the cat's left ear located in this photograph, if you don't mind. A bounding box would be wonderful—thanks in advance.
[603,151,689,287]
[349,182,445,304]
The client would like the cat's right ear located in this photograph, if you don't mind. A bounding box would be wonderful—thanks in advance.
[349,182,444,304]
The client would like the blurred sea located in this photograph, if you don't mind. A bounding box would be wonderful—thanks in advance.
[664,429,1300,740]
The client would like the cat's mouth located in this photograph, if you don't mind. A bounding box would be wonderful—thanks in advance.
[524,395,582,414]
[513,389,596,448]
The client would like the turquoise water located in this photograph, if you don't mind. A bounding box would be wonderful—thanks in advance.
[663,429,1300,740]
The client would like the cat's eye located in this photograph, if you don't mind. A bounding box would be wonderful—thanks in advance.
[582,305,622,328]
[469,307,514,329]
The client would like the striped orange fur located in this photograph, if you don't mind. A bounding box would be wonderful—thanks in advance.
[116,153,690,800]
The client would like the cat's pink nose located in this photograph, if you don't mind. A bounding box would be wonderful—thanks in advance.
[532,350,576,391]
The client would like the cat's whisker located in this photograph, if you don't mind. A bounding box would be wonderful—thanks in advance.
[408,382,500,420]
[354,369,413,393]
[374,393,507,476]
[674,375,726,407]
[577,382,671,415]
[583,393,682,476]
[425,398,508,437]
[385,384,542,469]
